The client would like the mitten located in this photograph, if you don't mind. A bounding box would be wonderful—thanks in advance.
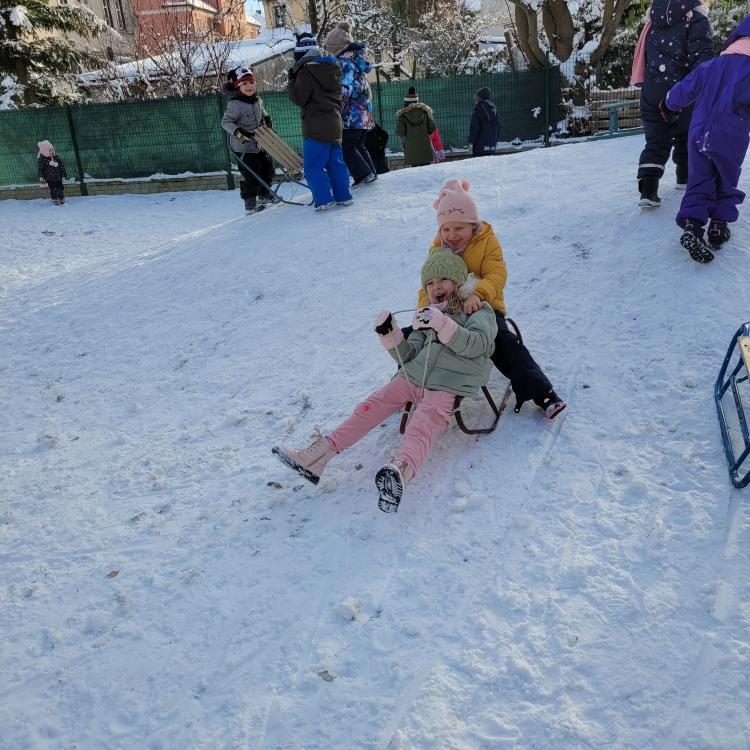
[374,309,404,350]
[411,306,458,344]
[234,128,255,141]
[436,149,445,161]
[658,98,679,124]
[263,115,273,128]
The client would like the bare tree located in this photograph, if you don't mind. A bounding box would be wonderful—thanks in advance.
[408,0,504,76]
[134,3,245,96]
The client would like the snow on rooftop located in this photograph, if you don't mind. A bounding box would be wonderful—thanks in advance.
[78,29,295,84]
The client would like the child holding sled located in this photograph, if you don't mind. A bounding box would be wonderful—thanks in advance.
[414,179,566,419]
[37,140,68,205]
[272,249,497,513]
[222,65,276,215]
[661,13,750,263]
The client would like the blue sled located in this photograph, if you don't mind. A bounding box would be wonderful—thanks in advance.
[715,322,750,488]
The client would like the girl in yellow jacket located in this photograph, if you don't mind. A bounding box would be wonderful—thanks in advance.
[415,179,566,418]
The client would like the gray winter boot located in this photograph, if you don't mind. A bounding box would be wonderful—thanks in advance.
[272,428,337,485]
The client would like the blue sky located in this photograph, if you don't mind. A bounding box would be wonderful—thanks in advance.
[245,0,264,19]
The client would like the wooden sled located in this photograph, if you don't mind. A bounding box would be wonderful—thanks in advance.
[399,318,522,436]
[227,128,312,206]
[254,125,303,177]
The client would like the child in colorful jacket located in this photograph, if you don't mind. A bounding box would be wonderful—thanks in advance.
[272,249,497,513]
[662,13,750,263]
[630,0,713,207]
[324,22,377,186]
[287,33,354,210]
[37,140,68,205]
[221,65,275,215]
[415,180,566,419]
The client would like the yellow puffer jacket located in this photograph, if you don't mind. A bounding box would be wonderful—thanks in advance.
[417,221,508,314]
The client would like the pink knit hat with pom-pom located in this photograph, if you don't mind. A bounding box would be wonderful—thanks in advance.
[433,179,479,227]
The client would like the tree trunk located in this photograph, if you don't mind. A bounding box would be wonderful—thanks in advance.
[510,2,547,68]
[590,0,629,67]
[542,0,574,61]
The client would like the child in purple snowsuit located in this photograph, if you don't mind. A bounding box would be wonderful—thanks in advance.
[663,14,750,263]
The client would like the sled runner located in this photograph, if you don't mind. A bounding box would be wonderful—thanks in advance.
[227,129,312,206]
[715,321,750,488]
[399,318,522,436]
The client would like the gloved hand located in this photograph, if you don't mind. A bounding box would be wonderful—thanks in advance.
[263,115,273,128]
[234,128,255,141]
[411,306,458,344]
[435,149,445,161]
[659,98,679,125]
[39,179,47,186]
[374,309,404,350]
[287,66,297,81]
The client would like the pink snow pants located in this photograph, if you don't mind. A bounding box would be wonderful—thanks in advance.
[327,376,455,476]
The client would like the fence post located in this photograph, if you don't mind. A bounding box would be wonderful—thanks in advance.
[216,92,234,190]
[217,93,235,190]
[544,53,551,148]
[65,105,88,196]
[375,66,384,127]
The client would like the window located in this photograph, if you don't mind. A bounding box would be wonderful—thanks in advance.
[272,4,286,27]
[102,0,114,26]
[114,0,125,28]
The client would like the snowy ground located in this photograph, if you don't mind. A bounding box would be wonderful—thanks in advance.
[2,137,749,750]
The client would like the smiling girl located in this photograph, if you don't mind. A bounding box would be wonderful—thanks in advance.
[272,249,497,513]
[417,179,566,419]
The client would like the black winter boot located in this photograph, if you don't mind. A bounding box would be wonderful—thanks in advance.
[680,220,714,263]
[638,177,661,208]
[707,219,730,249]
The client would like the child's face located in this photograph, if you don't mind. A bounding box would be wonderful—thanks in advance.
[425,277,457,305]
[440,221,475,252]
[48,147,56,156]
[238,79,256,95]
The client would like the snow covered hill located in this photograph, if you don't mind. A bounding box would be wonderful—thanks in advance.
[2,137,749,750]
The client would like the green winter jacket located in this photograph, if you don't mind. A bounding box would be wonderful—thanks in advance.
[395,102,437,166]
[390,303,497,398]
[288,55,343,144]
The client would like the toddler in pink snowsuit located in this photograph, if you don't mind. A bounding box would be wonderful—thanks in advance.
[272,248,497,513]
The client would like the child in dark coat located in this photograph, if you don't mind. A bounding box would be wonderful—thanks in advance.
[630,0,713,207]
[468,87,500,157]
[663,14,750,263]
[37,140,68,205]
[287,33,353,211]
[365,123,390,174]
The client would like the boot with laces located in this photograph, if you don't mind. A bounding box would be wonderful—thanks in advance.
[375,459,414,513]
[680,220,714,263]
[272,428,337,485]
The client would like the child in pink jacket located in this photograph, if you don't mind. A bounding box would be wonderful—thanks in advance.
[272,249,497,514]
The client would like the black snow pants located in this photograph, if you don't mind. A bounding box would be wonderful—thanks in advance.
[638,81,693,182]
[235,150,275,200]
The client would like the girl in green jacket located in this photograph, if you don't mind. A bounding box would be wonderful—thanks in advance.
[272,249,497,513]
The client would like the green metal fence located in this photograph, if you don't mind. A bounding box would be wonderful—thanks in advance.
[0,67,561,188]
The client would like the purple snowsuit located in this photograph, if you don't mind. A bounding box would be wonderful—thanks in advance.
[667,15,750,227]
